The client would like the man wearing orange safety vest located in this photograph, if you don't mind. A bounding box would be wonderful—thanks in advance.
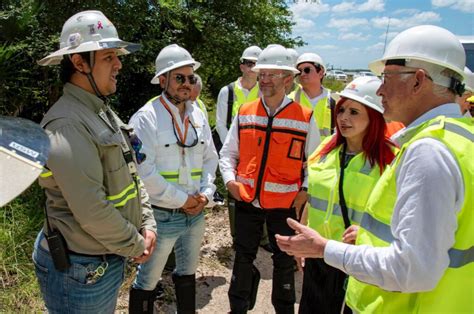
[220,44,320,314]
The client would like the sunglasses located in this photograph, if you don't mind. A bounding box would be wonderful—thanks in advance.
[297,65,322,75]
[130,133,146,164]
[242,60,256,67]
[174,74,197,85]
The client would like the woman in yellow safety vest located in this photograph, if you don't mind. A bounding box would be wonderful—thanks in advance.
[299,77,397,314]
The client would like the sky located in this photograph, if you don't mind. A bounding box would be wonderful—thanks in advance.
[289,0,474,70]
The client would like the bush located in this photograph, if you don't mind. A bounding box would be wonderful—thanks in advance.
[0,182,45,312]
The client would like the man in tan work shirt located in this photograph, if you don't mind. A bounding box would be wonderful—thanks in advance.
[32,10,156,313]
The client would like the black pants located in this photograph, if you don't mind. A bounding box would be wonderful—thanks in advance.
[228,201,296,314]
[299,258,352,314]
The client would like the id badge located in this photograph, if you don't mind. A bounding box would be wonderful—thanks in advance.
[178,165,188,185]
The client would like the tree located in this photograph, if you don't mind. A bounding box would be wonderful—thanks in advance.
[0,0,304,123]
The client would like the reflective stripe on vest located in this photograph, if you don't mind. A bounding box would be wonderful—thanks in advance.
[239,115,310,134]
[307,142,383,240]
[106,182,137,208]
[231,82,260,118]
[290,87,332,139]
[346,116,474,314]
[237,99,312,209]
[264,181,299,193]
[196,98,206,113]
[160,169,203,182]
[40,169,52,178]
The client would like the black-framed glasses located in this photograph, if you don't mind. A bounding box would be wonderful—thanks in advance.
[297,65,322,75]
[172,121,199,148]
[174,74,197,85]
[242,60,256,67]
[298,66,313,75]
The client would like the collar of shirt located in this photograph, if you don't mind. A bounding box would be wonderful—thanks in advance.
[394,103,463,145]
[305,86,329,103]
[64,82,106,114]
[261,95,292,116]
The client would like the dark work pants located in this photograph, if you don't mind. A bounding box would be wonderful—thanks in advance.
[299,258,352,314]
[228,201,296,314]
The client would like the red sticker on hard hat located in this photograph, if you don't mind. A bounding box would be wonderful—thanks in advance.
[97,21,103,29]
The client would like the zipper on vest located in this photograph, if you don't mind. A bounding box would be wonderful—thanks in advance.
[254,116,274,203]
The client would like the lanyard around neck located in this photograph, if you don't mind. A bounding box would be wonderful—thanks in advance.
[159,97,190,146]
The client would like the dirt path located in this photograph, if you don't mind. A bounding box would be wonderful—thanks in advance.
[116,207,303,313]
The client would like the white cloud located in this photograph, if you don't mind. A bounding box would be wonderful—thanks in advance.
[432,0,474,13]
[314,44,338,50]
[332,1,354,13]
[290,2,331,37]
[338,32,370,40]
[365,42,385,52]
[371,11,441,30]
[393,8,419,15]
[328,17,369,30]
[290,2,331,18]
[306,31,332,40]
[332,0,384,14]
[378,31,399,41]
[359,0,385,12]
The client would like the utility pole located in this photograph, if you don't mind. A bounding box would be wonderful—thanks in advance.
[383,17,391,54]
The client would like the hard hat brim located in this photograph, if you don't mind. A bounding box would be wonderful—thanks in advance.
[252,64,300,74]
[38,39,141,66]
[336,90,384,114]
[150,60,201,84]
[369,55,466,80]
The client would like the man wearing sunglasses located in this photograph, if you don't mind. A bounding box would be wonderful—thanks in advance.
[220,44,320,314]
[289,52,335,141]
[215,45,273,253]
[128,44,218,313]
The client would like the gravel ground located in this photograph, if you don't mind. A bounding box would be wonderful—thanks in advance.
[116,206,303,313]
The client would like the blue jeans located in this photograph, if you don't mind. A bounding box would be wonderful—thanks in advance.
[133,208,205,290]
[32,231,126,313]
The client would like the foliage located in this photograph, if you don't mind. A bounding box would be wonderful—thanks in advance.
[0,0,303,121]
[323,77,346,92]
[0,183,45,312]
[0,1,303,311]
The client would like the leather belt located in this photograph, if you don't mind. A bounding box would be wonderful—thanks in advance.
[151,204,184,213]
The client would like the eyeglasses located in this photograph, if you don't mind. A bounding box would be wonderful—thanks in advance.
[298,66,313,75]
[380,71,417,82]
[172,121,199,148]
[258,72,288,80]
[174,74,197,85]
[242,60,256,67]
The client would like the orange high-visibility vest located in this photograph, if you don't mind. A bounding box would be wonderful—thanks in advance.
[236,99,313,209]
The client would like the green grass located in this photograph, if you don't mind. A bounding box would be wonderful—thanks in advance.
[0,182,45,312]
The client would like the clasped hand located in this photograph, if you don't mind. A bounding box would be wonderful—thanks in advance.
[182,193,208,215]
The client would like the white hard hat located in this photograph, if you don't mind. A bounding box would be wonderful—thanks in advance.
[252,44,299,74]
[286,48,299,66]
[369,25,466,82]
[463,67,474,92]
[151,44,201,84]
[337,77,384,113]
[297,52,325,71]
[241,46,262,61]
[38,10,140,66]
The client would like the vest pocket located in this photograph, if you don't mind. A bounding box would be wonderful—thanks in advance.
[97,132,126,173]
